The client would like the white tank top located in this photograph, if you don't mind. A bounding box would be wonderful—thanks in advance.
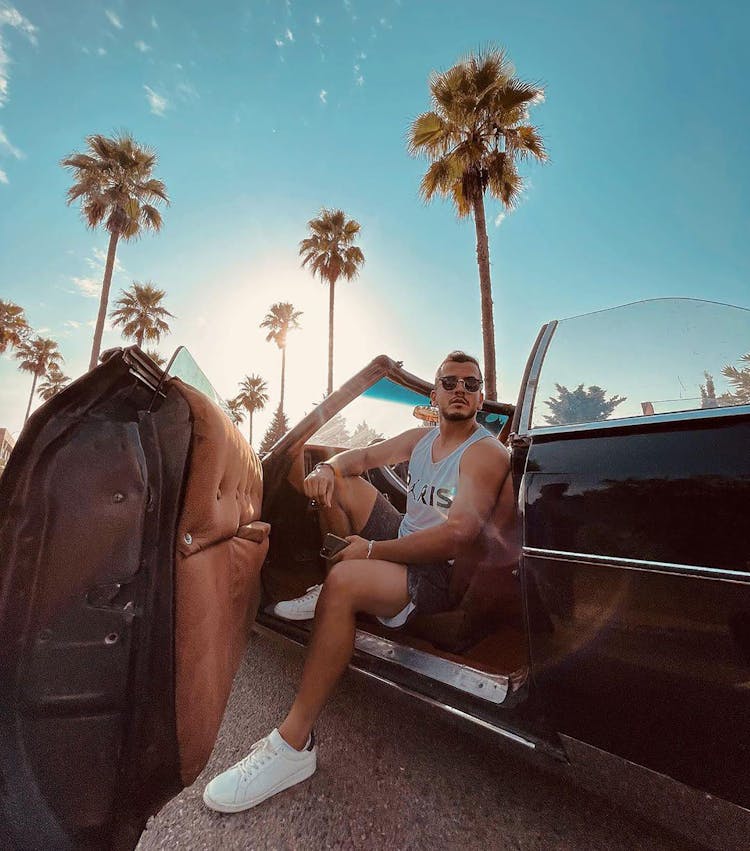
[398,425,493,538]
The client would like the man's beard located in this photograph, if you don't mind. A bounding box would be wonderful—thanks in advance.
[442,408,475,422]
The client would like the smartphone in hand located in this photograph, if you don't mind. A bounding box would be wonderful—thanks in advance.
[320,533,349,560]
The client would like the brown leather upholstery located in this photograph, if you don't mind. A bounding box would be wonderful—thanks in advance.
[407,453,521,651]
[170,379,269,785]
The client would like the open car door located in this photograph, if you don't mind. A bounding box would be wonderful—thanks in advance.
[513,299,750,810]
[0,347,268,850]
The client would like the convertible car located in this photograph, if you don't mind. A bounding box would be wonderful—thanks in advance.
[1,298,749,849]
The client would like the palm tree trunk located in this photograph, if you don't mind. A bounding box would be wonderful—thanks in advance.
[24,372,39,425]
[89,230,120,371]
[248,411,253,446]
[327,278,335,396]
[472,187,498,400]
[280,347,286,414]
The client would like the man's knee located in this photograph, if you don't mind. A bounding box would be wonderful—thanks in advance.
[323,561,357,598]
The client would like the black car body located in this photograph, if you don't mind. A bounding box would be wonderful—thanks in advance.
[1,298,749,849]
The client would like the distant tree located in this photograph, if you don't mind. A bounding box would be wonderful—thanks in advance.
[700,371,718,409]
[62,132,169,370]
[15,337,64,424]
[145,348,167,368]
[299,208,365,395]
[543,383,626,426]
[224,397,245,427]
[311,412,351,447]
[721,353,750,404]
[0,299,31,355]
[37,364,70,401]
[260,302,302,414]
[110,282,174,348]
[237,374,269,446]
[349,420,385,448]
[407,46,546,400]
[259,403,290,455]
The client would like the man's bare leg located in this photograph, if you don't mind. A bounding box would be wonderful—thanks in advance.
[278,559,410,749]
[316,474,380,539]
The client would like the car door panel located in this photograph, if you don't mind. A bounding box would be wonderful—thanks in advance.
[0,353,266,849]
[522,418,750,808]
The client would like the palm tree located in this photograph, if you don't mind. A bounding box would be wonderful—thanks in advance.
[61,133,169,371]
[407,47,546,399]
[145,348,167,368]
[0,299,31,355]
[237,374,269,446]
[110,282,174,348]
[15,337,64,424]
[299,209,365,395]
[37,364,70,401]
[224,397,245,428]
[260,302,302,414]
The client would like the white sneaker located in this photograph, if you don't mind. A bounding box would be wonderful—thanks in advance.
[273,584,323,620]
[203,728,317,813]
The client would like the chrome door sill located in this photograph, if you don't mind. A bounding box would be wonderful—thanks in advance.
[354,630,512,705]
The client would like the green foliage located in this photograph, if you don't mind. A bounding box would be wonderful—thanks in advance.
[407,46,546,218]
[223,397,245,426]
[299,208,364,288]
[310,412,350,448]
[61,132,168,239]
[110,282,174,348]
[721,353,750,404]
[0,300,31,355]
[37,364,70,401]
[349,420,385,448]
[14,336,63,378]
[259,403,290,454]
[260,302,303,349]
[543,383,626,426]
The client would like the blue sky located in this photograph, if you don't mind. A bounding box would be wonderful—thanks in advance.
[1,0,748,442]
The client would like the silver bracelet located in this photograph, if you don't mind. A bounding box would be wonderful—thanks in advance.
[366,540,374,559]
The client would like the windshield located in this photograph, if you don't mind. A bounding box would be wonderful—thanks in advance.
[530,299,750,429]
[307,376,509,448]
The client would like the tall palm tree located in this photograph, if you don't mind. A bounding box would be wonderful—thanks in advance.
[61,133,169,371]
[0,299,31,355]
[407,47,546,399]
[260,302,302,414]
[15,337,64,424]
[299,209,365,395]
[236,374,269,446]
[37,364,70,402]
[224,397,245,428]
[110,282,174,348]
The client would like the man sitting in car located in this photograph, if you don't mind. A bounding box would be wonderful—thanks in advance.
[203,351,511,813]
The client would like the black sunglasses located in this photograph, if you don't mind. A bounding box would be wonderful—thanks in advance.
[437,375,483,392]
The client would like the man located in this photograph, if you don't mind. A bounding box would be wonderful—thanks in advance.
[203,351,510,813]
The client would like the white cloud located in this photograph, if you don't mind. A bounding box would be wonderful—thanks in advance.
[319,89,327,104]
[494,212,506,227]
[144,85,168,116]
[151,16,158,30]
[72,276,102,298]
[285,28,294,41]
[355,74,364,86]
[0,167,7,184]
[176,81,199,101]
[274,38,284,47]
[64,320,82,329]
[134,40,150,52]
[105,10,123,29]
[97,47,107,56]
[314,14,321,25]
[0,5,38,108]
[0,127,23,158]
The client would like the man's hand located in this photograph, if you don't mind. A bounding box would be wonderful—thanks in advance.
[303,464,335,508]
[331,534,370,564]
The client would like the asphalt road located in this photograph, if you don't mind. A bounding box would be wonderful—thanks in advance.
[136,631,697,851]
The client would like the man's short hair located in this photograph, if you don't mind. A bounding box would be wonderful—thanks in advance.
[435,351,482,383]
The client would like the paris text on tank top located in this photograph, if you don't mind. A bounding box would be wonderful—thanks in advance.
[398,425,494,538]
